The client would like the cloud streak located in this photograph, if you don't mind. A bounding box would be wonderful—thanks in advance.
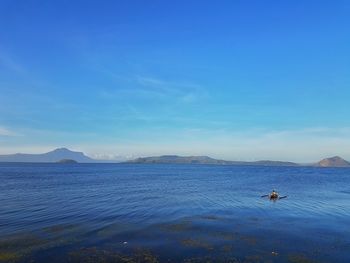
[98,74,207,107]
[0,126,19,136]
[136,76,206,103]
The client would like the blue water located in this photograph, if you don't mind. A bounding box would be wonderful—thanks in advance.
[0,163,349,262]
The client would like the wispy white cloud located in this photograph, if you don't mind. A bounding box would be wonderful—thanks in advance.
[0,126,20,136]
[99,75,207,106]
[136,76,206,103]
[89,153,135,161]
[136,76,201,89]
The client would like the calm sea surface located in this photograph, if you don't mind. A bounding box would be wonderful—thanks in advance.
[0,163,349,262]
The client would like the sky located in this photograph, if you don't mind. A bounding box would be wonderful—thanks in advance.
[0,0,349,162]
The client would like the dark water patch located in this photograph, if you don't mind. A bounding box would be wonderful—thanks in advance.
[210,231,237,241]
[0,226,86,262]
[243,254,264,263]
[42,224,81,235]
[181,238,214,250]
[159,220,193,233]
[96,223,134,239]
[221,244,235,253]
[0,252,19,262]
[68,247,159,263]
[183,256,241,262]
[0,233,49,262]
[199,215,223,221]
[239,236,257,246]
[287,254,321,263]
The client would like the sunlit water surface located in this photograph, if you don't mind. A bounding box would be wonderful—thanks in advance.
[0,163,349,262]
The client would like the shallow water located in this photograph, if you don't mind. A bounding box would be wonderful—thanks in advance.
[0,163,349,262]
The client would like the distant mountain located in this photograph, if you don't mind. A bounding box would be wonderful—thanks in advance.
[0,148,94,163]
[127,155,229,165]
[126,155,299,166]
[317,156,350,167]
[56,159,78,164]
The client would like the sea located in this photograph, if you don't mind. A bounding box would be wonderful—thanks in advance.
[0,163,349,262]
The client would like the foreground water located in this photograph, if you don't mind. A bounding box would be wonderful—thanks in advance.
[0,163,349,262]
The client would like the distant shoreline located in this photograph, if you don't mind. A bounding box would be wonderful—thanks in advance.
[1,161,350,169]
[0,148,349,167]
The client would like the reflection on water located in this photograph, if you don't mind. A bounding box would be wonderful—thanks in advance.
[0,163,350,262]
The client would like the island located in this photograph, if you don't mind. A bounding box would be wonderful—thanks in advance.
[317,156,350,167]
[125,155,299,166]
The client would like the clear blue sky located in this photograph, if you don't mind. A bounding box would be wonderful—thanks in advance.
[0,0,349,161]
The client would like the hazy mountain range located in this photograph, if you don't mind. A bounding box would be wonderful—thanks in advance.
[0,148,349,167]
[126,155,298,166]
[126,155,350,167]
